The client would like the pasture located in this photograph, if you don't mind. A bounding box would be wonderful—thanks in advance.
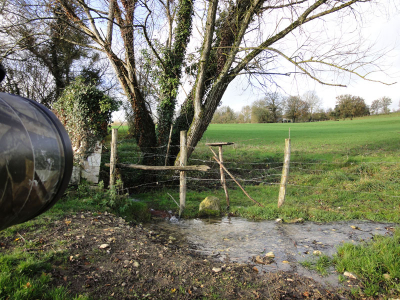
[131,113,400,223]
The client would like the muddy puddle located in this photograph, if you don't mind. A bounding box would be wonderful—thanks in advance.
[147,217,396,287]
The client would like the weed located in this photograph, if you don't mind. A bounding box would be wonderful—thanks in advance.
[333,228,400,297]
[300,255,332,276]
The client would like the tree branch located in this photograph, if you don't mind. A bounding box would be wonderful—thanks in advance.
[193,0,219,118]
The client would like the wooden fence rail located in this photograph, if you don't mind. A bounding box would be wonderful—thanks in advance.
[106,130,209,216]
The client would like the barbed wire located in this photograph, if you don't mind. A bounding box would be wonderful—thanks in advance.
[107,123,399,203]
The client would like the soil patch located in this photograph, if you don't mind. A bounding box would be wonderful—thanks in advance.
[1,211,356,299]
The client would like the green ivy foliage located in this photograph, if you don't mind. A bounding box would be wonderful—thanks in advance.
[53,76,120,164]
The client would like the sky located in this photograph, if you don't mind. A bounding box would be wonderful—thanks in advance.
[219,4,400,113]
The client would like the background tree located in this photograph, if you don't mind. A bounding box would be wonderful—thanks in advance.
[312,108,329,121]
[251,99,272,123]
[379,96,392,114]
[0,2,96,107]
[264,92,283,123]
[370,99,382,115]
[335,94,369,119]
[237,105,251,123]
[285,96,310,123]
[212,106,237,124]
[302,91,322,121]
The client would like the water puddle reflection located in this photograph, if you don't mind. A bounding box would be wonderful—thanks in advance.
[148,217,396,286]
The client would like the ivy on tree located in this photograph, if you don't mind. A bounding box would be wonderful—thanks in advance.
[53,77,120,165]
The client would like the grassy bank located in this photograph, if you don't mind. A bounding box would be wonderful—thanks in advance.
[302,227,400,298]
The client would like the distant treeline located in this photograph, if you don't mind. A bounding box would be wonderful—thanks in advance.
[212,92,395,124]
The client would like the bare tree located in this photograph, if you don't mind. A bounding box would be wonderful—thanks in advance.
[285,96,310,123]
[237,105,252,123]
[5,0,396,162]
[370,99,381,115]
[212,106,237,123]
[380,96,392,114]
[0,1,98,106]
[302,91,322,120]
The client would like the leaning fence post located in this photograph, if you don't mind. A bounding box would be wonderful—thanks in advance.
[278,138,291,208]
[110,128,118,188]
[179,131,187,216]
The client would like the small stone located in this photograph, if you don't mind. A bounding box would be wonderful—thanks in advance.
[344,271,357,279]
[81,215,85,219]
[253,255,274,265]
[99,244,109,249]
[121,282,126,287]
[275,218,283,223]
[265,252,275,258]
[212,267,222,273]
[313,250,322,256]
[133,261,139,268]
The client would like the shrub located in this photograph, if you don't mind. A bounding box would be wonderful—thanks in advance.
[53,76,120,165]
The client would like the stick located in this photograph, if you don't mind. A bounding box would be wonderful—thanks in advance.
[17,232,26,243]
[167,192,180,208]
[105,163,209,172]
[209,148,263,207]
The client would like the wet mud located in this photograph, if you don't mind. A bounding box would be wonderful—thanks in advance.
[148,217,396,287]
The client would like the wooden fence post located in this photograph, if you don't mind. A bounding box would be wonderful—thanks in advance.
[219,146,230,208]
[165,124,174,166]
[278,138,291,208]
[110,128,118,188]
[179,131,187,216]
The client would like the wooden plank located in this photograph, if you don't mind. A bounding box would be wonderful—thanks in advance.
[105,163,209,172]
[205,142,234,146]
[278,138,291,208]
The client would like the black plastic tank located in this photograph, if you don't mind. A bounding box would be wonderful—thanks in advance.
[0,67,73,230]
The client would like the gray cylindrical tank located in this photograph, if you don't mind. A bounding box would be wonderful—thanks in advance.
[0,92,73,230]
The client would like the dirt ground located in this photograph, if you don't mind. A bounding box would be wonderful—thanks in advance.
[1,211,358,299]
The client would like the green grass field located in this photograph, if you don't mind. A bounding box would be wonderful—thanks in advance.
[197,113,400,161]
[119,113,400,223]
